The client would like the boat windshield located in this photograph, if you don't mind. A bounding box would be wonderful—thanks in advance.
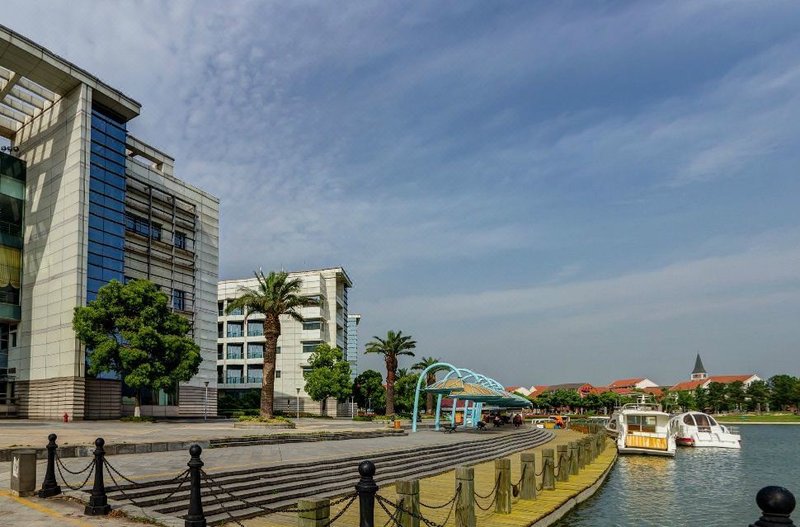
[626,414,657,433]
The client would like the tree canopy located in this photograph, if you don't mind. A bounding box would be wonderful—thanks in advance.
[365,330,416,416]
[352,369,385,413]
[73,279,201,415]
[304,343,353,414]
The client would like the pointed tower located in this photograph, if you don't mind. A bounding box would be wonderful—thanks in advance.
[691,353,708,381]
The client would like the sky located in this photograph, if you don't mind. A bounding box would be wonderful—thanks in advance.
[5,1,800,386]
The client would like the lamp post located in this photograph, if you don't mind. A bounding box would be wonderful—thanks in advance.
[203,381,209,422]
[296,388,300,420]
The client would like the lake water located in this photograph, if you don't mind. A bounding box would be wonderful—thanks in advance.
[555,425,800,526]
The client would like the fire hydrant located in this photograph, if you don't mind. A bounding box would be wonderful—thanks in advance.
[63,412,69,423]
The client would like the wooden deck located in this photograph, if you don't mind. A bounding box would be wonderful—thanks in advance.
[241,429,617,527]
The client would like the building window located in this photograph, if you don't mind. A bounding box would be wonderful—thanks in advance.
[174,231,186,249]
[247,368,263,384]
[173,289,185,311]
[276,346,281,354]
[227,322,243,338]
[228,305,243,316]
[247,321,263,337]
[302,341,322,354]
[275,370,281,378]
[227,344,243,360]
[218,322,224,338]
[125,213,161,241]
[218,302,224,316]
[217,344,223,360]
[302,320,322,331]
[247,343,263,359]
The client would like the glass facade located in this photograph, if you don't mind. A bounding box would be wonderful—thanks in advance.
[87,105,127,301]
[0,153,24,323]
[247,343,263,359]
[247,321,263,337]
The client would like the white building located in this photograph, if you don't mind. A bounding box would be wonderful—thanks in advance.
[0,25,219,419]
[217,267,352,416]
[346,314,361,380]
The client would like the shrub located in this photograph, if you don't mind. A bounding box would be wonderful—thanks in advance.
[236,415,295,427]
[352,415,374,422]
[120,416,156,423]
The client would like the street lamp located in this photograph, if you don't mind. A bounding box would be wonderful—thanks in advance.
[203,381,209,422]
[296,388,300,420]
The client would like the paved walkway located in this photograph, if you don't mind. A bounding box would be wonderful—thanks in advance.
[0,490,148,527]
[243,430,615,527]
[0,418,387,449]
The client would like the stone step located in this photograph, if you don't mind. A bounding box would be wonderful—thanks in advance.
[107,428,552,524]
[150,433,536,513]
[109,431,505,501]
[200,429,553,525]
[208,429,405,448]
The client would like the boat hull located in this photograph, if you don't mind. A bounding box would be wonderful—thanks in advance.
[618,446,676,457]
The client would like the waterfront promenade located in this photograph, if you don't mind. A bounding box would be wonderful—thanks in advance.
[245,430,615,527]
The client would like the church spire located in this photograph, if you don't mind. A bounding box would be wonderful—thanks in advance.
[691,353,707,380]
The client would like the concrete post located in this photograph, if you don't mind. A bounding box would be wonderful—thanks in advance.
[298,498,330,527]
[542,449,555,491]
[577,440,586,469]
[520,453,536,500]
[495,458,511,514]
[568,442,579,476]
[396,479,420,527]
[587,436,595,462]
[556,445,569,482]
[455,467,476,527]
[9,449,37,497]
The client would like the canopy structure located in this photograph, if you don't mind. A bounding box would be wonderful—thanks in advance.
[411,363,531,432]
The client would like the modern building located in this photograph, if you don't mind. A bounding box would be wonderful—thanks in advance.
[217,267,352,416]
[346,314,361,380]
[607,378,660,390]
[0,25,219,419]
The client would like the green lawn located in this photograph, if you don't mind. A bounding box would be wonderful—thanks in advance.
[716,413,800,423]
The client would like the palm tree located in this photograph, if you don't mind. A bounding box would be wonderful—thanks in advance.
[412,356,443,415]
[227,270,319,418]
[365,330,416,417]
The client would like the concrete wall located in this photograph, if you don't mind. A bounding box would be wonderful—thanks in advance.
[11,84,91,419]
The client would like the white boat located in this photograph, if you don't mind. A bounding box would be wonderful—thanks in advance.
[669,412,741,449]
[606,403,676,457]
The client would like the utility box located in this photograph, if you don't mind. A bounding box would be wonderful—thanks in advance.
[10,449,37,497]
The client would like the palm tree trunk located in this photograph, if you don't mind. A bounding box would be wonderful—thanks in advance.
[385,355,396,417]
[261,313,281,419]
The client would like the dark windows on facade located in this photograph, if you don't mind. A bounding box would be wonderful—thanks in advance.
[302,341,322,354]
[173,289,186,311]
[302,320,322,331]
[125,213,162,241]
[174,231,186,249]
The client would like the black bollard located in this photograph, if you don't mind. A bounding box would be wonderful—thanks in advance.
[185,444,206,527]
[38,433,61,498]
[356,460,378,527]
[750,486,796,527]
[84,438,110,516]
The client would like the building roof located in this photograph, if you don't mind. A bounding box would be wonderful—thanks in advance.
[609,378,646,389]
[692,353,706,375]
[0,24,141,138]
[671,379,707,391]
[707,375,754,384]
[529,385,549,395]
[543,383,592,392]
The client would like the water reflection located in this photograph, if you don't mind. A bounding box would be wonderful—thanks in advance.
[555,425,799,526]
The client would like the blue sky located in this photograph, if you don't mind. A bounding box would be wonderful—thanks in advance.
[7,1,800,386]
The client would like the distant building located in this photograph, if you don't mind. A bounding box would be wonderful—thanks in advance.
[671,354,760,391]
[608,378,660,390]
[505,386,531,397]
[539,383,594,399]
[346,314,361,380]
[217,267,352,416]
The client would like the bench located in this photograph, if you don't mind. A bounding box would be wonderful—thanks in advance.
[442,424,458,433]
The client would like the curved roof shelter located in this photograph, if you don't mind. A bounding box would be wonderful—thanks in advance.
[411,363,531,432]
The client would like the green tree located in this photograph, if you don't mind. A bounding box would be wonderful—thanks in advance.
[352,369,385,413]
[694,386,708,412]
[412,356,444,415]
[394,372,423,415]
[706,382,727,413]
[769,375,799,411]
[745,380,769,413]
[73,279,201,417]
[725,381,746,412]
[226,270,320,418]
[675,390,695,412]
[303,343,352,415]
[365,330,416,417]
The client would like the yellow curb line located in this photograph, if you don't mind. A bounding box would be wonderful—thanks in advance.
[0,489,96,527]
